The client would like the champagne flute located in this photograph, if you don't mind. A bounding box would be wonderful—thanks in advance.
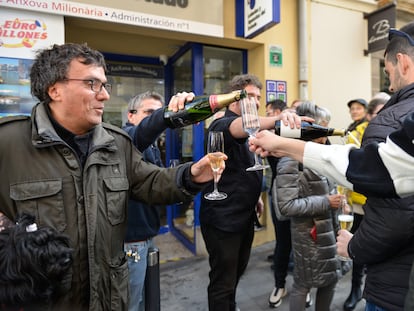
[204,131,227,200]
[240,97,270,171]
[337,185,354,261]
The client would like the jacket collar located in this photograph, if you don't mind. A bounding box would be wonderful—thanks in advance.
[31,102,117,151]
[383,82,414,110]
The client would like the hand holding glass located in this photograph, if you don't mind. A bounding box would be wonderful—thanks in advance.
[240,97,269,171]
[337,185,354,260]
[204,131,227,200]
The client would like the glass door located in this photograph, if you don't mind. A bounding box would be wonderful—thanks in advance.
[165,46,197,252]
[166,44,245,254]
[103,57,165,129]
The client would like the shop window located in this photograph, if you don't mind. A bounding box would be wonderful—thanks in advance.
[104,62,165,128]
[0,57,34,117]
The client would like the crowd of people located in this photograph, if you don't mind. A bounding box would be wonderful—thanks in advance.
[1,21,414,311]
[249,21,414,311]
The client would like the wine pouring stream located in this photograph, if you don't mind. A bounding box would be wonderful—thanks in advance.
[240,97,270,171]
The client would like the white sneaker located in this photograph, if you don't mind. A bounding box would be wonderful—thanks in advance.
[269,287,287,308]
[305,292,313,308]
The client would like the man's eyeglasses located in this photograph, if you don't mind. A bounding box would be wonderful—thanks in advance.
[143,109,156,114]
[129,109,156,115]
[63,78,112,94]
[388,28,414,46]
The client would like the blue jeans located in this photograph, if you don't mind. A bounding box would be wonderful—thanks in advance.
[365,301,388,311]
[124,239,154,311]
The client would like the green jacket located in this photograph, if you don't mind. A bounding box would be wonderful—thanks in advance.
[0,103,199,310]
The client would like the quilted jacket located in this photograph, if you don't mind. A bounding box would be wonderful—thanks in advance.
[275,156,340,288]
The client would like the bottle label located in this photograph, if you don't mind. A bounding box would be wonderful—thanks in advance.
[280,122,301,138]
[209,95,218,112]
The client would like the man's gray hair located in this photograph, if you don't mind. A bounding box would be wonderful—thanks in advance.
[128,91,165,111]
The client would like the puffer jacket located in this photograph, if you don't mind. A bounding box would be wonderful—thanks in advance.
[0,103,199,311]
[347,120,368,147]
[275,156,340,288]
[349,83,414,311]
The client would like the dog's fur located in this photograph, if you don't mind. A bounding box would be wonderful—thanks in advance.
[0,213,73,310]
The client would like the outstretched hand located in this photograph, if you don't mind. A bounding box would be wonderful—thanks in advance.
[248,130,307,162]
[248,130,286,157]
[278,109,302,129]
[190,152,228,183]
[278,110,314,130]
[168,92,195,112]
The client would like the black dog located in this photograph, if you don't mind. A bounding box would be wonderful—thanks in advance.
[0,213,73,310]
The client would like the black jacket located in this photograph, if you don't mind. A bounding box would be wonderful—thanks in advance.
[348,83,414,311]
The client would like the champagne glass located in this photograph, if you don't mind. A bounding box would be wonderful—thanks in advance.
[240,97,270,171]
[337,185,354,261]
[204,131,227,200]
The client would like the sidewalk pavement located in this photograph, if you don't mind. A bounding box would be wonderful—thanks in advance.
[159,239,366,311]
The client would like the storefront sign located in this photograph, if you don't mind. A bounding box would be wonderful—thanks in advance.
[0,8,64,117]
[235,0,280,39]
[0,0,223,37]
[0,8,64,59]
[364,3,396,54]
[106,63,164,78]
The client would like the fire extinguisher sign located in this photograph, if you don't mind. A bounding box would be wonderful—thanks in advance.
[269,45,282,67]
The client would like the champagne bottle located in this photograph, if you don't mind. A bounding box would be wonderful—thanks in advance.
[164,90,247,128]
[274,121,345,141]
